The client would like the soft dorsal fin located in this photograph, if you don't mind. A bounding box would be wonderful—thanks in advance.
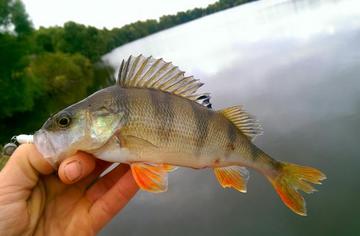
[117,55,212,108]
[218,106,263,141]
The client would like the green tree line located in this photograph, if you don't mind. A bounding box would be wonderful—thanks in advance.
[0,0,255,146]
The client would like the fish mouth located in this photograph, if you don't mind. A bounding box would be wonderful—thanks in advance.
[33,130,59,168]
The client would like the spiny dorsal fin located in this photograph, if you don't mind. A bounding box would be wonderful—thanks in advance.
[117,55,212,108]
[218,106,263,141]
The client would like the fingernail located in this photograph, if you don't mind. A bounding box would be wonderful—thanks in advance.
[64,160,82,182]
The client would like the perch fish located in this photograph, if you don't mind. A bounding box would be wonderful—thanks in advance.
[34,55,326,216]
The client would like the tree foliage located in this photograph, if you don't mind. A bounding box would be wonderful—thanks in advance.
[26,53,94,110]
[31,0,256,63]
[0,0,34,120]
[0,0,32,35]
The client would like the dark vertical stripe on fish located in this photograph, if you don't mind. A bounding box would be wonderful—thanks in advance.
[249,142,261,160]
[226,122,237,157]
[190,102,210,156]
[149,90,174,143]
[119,88,131,125]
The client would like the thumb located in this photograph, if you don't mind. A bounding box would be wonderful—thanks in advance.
[0,144,54,191]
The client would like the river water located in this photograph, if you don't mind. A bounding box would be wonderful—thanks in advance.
[102,0,360,235]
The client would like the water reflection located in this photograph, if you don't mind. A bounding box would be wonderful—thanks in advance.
[104,0,360,76]
[102,0,360,235]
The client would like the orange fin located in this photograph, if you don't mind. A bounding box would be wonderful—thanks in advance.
[131,163,168,193]
[214,166,250,193]
[267,162,326,216]
[162,164,178,172]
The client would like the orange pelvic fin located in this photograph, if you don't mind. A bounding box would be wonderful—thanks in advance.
[267,162,326,216]
[214,166,250,193]
[162,164,178,172]
[131,163,168,193]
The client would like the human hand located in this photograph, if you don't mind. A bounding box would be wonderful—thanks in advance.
[0,144,138,236]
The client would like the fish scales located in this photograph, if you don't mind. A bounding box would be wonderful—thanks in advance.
[112,86,256,169]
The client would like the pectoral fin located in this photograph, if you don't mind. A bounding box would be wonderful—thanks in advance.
[131,163,168,193]
[121,135,159,150]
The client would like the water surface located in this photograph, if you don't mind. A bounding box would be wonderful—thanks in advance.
[102,0,360,235]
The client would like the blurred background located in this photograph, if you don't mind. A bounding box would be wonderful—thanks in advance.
[1,0,359,235]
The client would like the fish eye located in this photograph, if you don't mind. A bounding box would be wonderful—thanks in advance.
[57,113,71,128]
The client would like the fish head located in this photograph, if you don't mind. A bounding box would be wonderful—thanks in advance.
[34,87,124,167]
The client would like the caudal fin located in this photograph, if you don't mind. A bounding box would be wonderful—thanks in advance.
[266,162,326,216]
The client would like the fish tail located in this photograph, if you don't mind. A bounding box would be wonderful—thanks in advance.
[266,161,326,216]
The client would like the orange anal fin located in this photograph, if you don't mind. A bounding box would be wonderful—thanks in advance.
[131,163,168,193]
[214,166,250,193]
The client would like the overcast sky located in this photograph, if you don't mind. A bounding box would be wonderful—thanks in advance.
[22,0,217,29]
